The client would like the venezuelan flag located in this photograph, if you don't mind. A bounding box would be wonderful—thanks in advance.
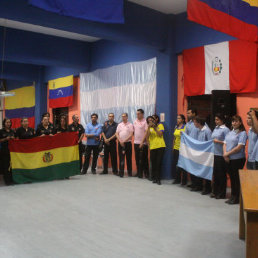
[49,75,73,108]
[187,0,258,42]
[9,132,80,184]
[5,86,35,128]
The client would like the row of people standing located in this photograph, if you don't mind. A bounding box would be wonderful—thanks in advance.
[0,110,166,186]
[172,107,253,205]
[81,110,166,185]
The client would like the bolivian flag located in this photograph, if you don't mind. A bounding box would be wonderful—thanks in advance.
[48,75,73,108]
[9,132,80,184]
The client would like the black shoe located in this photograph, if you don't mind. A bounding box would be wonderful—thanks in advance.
[91,170,96,174]
[187,184,194,188]
[81,170,87,175]
[120,175,124,178]
[191,187,202,192]
[153,180,157,184]
[228,198,239,205]
[210,193,216,198]
[133,174,139,177]
[100,171,108,175]
[216,194,226,199]
[201,190,210,195]
[172,180,180,184]
[225,198,233,204]
[157,181,161,185]
[181,182,187,186]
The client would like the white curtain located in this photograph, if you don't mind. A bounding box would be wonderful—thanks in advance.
[80,58,156,126]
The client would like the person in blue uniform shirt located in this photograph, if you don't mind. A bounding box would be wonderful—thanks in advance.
[246,112,258,170]
[101,113,118,175]
[193,116,212,195]
[36,116,55,136]
[223,115,247,205]
[15,117,35,139]
[0,118,15,185]
[211,114,230,199]
[82,113,102,174]
[185,107,199,189]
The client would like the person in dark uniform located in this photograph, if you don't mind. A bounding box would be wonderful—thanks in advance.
[56,115,68,133]
[101,113,118,175]
[36,112,53,131]
[15,117,35,139]
[0,118,15,185]
[68,114,85,170]
[36,116,55,136]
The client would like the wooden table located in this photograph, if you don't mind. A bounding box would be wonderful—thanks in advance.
[239,170,258,258]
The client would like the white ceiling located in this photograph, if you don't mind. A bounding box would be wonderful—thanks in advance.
[0,18,100,42]
[129,0,187,14]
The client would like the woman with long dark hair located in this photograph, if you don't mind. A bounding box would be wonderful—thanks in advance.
[172,114,186,185]
[223,115,247,204]
[0,118,15,185]
[145,115,166,185]
[56,115,68,133]
[211,114,230,199]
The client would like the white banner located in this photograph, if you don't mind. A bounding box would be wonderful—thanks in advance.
[80,58,156,126]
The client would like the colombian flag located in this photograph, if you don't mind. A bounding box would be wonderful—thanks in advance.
[49,75,73,108]
[5,86,35,129]
[187,0,258,42]
[9,132,80,184]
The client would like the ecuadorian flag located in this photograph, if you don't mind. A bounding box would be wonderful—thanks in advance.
[49,75,73,108]
[5,86,35,129]
[9,132,80,184]
[188,0,258,42]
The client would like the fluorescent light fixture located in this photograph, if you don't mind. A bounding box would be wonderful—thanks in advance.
[0,91,15,97]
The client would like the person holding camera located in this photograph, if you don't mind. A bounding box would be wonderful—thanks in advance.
[145,115,166,185]
[82,113,102,174]
[223,115,247,205]
[249,109,258,169]
[116,113,134,178]
[101,113,118,175]
[246,112,258,170]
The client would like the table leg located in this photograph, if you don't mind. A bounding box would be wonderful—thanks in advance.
[239,192,245,240]
[246,212,258,258]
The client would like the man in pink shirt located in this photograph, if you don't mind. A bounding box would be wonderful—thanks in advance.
[116,113,134,177]
[133,109,149,179]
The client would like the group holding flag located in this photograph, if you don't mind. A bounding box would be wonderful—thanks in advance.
[174,107,258,205]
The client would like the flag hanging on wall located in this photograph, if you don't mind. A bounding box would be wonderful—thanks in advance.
[5,85,35,128]
[48,75,73,108]
[9,132,80,184]
[183,40,257,96]
[29,0,124,24]
[178,133,214,180]
[187,0,258,42]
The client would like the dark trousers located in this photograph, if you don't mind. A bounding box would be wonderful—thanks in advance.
[118,142,132,177]
[1,151,13,185]
[83,145,99,173]
[103,141,118,173]
[213,155,227,197]
[247,161,256,170]
[134,144,149,178]
[172,149,187,183]
[150,147,165,181]
[79,143,85,170]
[228,158,246,200]
[191,174,202,188]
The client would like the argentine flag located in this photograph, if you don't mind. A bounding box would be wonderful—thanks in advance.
[178,133,214,180]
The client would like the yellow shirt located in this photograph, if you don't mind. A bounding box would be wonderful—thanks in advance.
[173,125,186,150]
[149,123,166,150]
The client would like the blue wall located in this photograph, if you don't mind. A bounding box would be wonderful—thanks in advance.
[175,13,236,53]
[90,40,177,179]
